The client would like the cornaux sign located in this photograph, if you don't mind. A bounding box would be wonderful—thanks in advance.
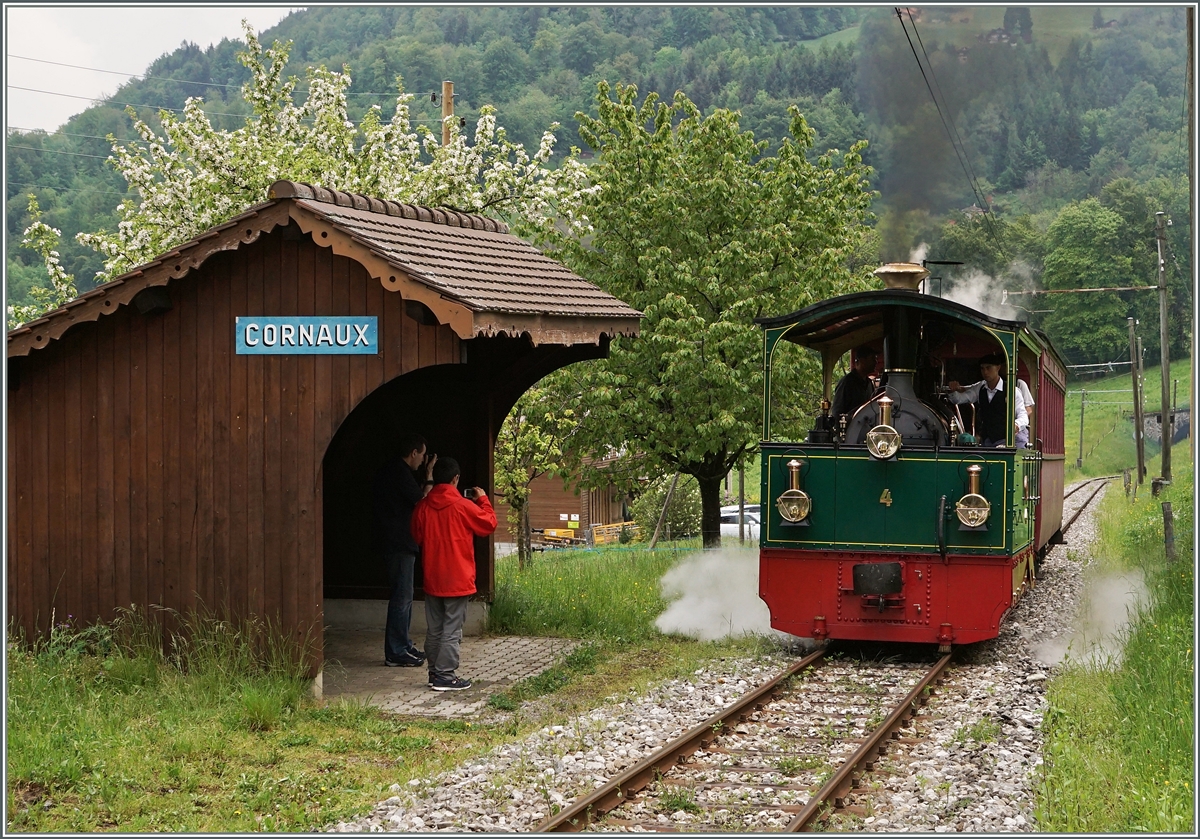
[235,316,378,355]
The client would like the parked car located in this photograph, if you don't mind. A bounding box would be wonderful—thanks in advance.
[720,511,760,540]
[720,503,761,516]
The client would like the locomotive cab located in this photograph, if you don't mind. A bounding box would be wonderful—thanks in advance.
[754,266,1067,649]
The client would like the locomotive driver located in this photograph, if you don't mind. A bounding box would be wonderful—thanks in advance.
[947,353,1027,448]
[831,344,878,420]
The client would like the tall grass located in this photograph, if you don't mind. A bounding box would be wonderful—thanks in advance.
[1036,469,1194,831]
[488,540,700,641]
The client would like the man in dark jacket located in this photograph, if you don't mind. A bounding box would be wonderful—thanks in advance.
[831,344,878,420]
[372,433,436,667]
[411,457,497,691]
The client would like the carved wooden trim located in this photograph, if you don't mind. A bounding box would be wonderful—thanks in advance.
[470,312,641,346]
[7,203,292,358]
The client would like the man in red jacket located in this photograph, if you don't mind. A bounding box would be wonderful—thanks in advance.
[411,457,497,691]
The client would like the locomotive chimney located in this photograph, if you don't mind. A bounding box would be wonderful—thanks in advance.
[874,262,929,291]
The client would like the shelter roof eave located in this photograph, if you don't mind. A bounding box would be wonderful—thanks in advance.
[7,182,642,358]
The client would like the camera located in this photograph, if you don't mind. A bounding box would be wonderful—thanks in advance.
[463,488,477,499]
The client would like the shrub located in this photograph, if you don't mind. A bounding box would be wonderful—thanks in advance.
[631,475,702,539]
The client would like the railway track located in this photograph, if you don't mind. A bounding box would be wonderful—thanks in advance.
[1062,475,1116,535]
[536,652,954,833]
[1062,474,1120,502]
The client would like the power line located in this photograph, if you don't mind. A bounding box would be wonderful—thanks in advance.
[8,127,126,142]
[894,8,1009,260]
[7,84,253,117]
[7,180,130,197]
[7,53,446,99]
[7,86,449,125]
[7,144,112,160]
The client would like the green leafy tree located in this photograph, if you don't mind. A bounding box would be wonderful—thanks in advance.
[493,381,579,570]
[545,82,875,547]
[1040,198,1134,365]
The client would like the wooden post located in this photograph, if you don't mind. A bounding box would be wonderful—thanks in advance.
[1076,388,1086,468]
[441,80,454,146]
[1137,336,1146,480]
[738,462,745,544]
[648,474,680,550]
[1128,318,1145,484]
[1162,502,1176,561]
[1156,211,1172,482]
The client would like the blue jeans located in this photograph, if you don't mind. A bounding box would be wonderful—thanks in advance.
[384,550,419,662]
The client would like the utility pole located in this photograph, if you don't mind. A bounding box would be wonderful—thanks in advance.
[441,80,454,146]
[1128,318,1146,484]
[1076,388,1086,468]
[1155,212,1172,481]
[1137,336,1147,481]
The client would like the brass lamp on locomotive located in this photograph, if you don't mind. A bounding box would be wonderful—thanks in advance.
[755,264,1067,650]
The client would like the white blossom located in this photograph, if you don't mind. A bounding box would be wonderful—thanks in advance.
[17,19,590,328]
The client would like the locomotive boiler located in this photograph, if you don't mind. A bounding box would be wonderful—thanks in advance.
[755,263,1067,650]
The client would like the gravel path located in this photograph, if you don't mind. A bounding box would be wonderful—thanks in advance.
[328,482,1105,833]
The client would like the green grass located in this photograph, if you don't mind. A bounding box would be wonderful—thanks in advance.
[4,608,511,832]
[487,540,701,641]
[1035,468,1194,832]
[9,545,791,832]
[1065,357,1191,479]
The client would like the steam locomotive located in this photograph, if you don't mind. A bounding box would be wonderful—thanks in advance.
[755,263,1067,650]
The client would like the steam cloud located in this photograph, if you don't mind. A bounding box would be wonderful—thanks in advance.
[906,241,1037,321]
[1031,569,1147,668]
[655,547,798,642]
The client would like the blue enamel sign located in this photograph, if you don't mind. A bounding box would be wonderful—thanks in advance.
[235,316,378,355]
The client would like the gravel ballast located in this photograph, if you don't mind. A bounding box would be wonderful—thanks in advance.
[329,482,1107,833]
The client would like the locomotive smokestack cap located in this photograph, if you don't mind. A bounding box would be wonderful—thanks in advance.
[874,262,930,291]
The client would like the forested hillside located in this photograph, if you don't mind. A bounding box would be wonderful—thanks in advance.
[5,5,1191,367]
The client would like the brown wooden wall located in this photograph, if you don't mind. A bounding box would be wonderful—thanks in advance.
[492,476,628,542]
[6,225,460,670]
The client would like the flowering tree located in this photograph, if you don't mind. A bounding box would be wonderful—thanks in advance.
[12,20,590,327]
[7,196,79,329]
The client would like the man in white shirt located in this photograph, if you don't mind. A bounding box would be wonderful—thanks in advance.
[948,354,1028,448]
[1014,379,1034,448]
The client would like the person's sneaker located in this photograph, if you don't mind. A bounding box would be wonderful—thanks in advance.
[429,674,472,691]
[385,648,424,667]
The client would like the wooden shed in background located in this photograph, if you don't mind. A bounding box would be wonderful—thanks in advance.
[6,181,640,674]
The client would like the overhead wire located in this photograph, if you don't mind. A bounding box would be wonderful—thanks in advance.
[894,8,1009,262]
[7,85,450,126]
[7,53,448,99]
[7,180,131,197]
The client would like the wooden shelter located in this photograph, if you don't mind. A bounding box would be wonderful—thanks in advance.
[6,181,640,673]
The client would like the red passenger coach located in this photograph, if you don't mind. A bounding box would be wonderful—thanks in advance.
[755,264,1067,650]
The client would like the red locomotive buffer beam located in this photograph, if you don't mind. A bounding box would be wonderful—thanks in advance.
[759,548,1034,646]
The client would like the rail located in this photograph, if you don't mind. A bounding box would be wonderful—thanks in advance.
[786,652,954,831]
[535,648,828,832]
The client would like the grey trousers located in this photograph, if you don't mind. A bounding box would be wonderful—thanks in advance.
[424,594,470,678]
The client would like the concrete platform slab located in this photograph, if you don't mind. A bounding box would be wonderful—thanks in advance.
[321,628,577,717]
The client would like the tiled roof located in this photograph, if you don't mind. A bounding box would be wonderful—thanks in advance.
[275,181,640,320]
[8,182,641,356]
